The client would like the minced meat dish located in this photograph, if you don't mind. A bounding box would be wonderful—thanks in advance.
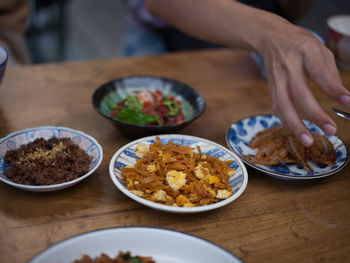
[4,136,92,185]
[74,251,156,263]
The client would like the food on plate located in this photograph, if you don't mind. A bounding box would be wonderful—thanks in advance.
[244,124,336,171]
[4,137,92,185]
[73,251,155,263]
[121,137,234,207]
[108,90,185,126]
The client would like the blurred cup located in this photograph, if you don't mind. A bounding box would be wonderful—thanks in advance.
[0,46,8,85]
[326,14,350,71]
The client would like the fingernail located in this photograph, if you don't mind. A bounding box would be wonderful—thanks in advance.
[300,133,313,147]
[340,94,350,106]
[323,123,336,135]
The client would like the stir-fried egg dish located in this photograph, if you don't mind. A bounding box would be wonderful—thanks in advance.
[121,137,234,207]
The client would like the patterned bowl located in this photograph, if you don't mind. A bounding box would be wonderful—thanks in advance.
[109,134,248,213]
[0,126,103,191]
[226,114,349,180]
[92,76,206,138]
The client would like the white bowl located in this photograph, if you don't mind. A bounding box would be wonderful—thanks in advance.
[0,126,103,192]
[29,227,243,263]
[109,134,248,213]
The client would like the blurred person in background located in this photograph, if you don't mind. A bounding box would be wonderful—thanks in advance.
[0,0,31,65]
[120,0,350,148]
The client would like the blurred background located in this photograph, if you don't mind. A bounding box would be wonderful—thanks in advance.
[26,0,126,63]
[3,0,350,65]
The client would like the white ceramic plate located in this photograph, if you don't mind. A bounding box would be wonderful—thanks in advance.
[109,134,248,213]
[0,126,103,191]
[226,114,349,180]
[29,227,242,263]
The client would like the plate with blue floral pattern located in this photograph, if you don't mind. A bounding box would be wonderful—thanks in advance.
[226,115,348,180]
[0,126,103,191]
[109,134,248,213]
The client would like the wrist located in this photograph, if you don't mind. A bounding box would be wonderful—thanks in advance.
[246,11,292,54]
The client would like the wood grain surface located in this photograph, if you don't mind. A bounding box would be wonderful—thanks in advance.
[0,49,349,263]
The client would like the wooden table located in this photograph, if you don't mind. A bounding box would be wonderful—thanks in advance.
[1,49,350,263]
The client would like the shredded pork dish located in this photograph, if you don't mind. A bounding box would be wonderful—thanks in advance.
[121,137,234,207]
[245,124,336,172]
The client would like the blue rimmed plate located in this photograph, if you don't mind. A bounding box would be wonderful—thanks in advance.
[226,114,348,180]
[109,134,248,213]
[0,126,103,191]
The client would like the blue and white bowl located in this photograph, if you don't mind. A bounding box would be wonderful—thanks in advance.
[109,134,248,213]
[226,114,349,180]
[0,126,103,191]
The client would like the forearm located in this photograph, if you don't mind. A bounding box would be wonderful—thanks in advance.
[146,0,292,53]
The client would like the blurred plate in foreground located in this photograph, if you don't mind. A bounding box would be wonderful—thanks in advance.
[29,227,243,263]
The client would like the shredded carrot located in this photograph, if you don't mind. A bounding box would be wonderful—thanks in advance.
[121,137,234,207]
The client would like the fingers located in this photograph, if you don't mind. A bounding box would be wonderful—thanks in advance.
[266,59,315,147]
[274,88,315,147]
[305,43,350,106]
[262,27,347,147]
[288,60,337,137]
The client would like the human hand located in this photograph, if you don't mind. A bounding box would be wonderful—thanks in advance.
[260,23,350,147]
[145,0,350,147]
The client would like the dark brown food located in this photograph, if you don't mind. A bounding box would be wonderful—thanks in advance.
[74,251,156,263]
[4,137,92,185]
[245,124,337,172]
